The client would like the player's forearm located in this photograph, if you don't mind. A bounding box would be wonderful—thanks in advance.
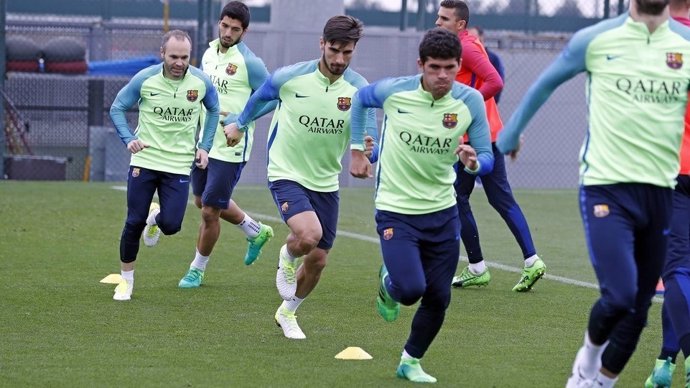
[109,105,136,145]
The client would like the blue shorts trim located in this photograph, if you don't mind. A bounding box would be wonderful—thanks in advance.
[191,158,245,209]
[269,179,339,250]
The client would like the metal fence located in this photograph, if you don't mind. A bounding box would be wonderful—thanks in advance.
[3,13,591,188]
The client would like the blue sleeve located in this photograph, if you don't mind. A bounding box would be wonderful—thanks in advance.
[235,74,280,130]
[109,67,156,145]
[345,70,379,141]
[236,61,317,130]
[496,27,591,154]
[368,143,380,163]
[196,69,220,152]
[243,49,271,91]
[351,80,387,147]
[461,88,494,175]
[669,18,690,40]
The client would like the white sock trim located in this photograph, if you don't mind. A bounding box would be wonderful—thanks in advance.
[191,249,210,271]
[468,261,487,274]
[237,213,261,238]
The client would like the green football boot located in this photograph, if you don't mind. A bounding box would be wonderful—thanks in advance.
[244,223,274,265]
[178,267,205,288]
[644,357,675,388]
[396,357,437,383]
[376,264,400,322]
[451,266,491,288]
[513,257,546,292]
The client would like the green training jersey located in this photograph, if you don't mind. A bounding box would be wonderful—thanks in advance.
[499,15,690,188]
[200,39,271,163]
[110,63,220,175]
[351,75,494,214]
[236,59,377,192]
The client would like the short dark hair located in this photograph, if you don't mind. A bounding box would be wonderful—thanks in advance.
[440,0,470,24]
[419,28,461,63]
[220,1,250,29]
[323,15,364,45]
[161,30,192,51]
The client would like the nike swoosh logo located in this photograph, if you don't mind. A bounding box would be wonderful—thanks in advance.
[605,55,621,61]
[397,108,411,114]
[179,179,189,183]
[150,92,160,96]
[295,93,309,98]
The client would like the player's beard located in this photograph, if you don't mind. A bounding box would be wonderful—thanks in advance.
[322,54,348,76]
[219,35,239,49]
[635,0,669,15]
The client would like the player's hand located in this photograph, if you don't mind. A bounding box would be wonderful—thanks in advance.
[127,139,149,154]
[496,132,523,160]
[195,149,209,169]
[506,135,525,161]
[363,135,375,158]
[350,149,372,179]
[224,122,242,147]
[455,137,478,171]
[219,111,229,126]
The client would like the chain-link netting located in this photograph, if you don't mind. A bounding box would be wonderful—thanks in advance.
[3,4,625,188]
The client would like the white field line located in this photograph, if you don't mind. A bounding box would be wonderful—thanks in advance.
[110,185,663,302]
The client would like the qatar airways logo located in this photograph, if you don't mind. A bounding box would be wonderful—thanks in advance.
[153,106,195,122]
[209,74,229,94]
[615,78,685,104]
[298,115,345,135]
[399,131,453,155]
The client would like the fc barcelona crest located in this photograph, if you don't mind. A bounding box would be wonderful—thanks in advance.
[442,113,458,129]
[337,97,352,111]
[383,228,394,240]
[226,63,238,75]
[131,168,140,178]
[667,52,683,69]
[593,204,609,218]
[187,89,199,102]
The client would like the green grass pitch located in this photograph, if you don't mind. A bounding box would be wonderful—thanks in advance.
[0,181,675,387]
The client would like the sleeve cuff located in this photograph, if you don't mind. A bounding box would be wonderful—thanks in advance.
[463,161,480,174]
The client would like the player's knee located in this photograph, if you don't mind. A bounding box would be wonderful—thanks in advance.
[200,206,220,224]
[294,231,322,253]
[434,290,452,310]
[602,289,637,313]
[157,217,182,235]
[194,196,202,209]
[487,195,515,212]
[396,283,426,306]
[123,222,145,241]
